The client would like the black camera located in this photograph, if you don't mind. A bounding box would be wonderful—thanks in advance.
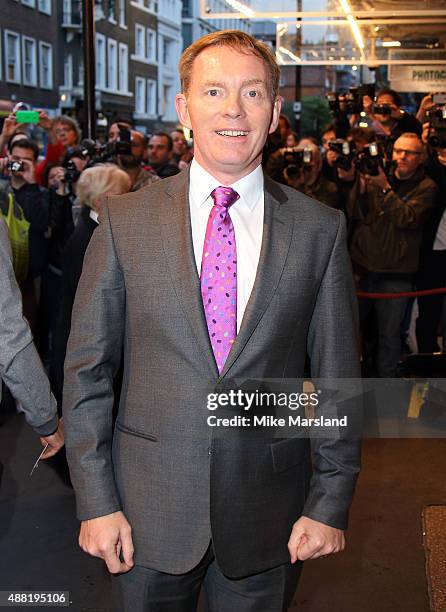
[427,106,446,148]
[64,160,81,185]
[356,142,382,176]
[7,160,25,173]
[328,139,355,171]
[373,104,393,116]
[326,84,375,116]
[282,147,313,177]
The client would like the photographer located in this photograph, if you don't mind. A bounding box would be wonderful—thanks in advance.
[349,133,438,376]
[283,141,339,209]
[416,104,446,352]
[361,89,422,142]
[148,132,180,178]
[117,129,159,191]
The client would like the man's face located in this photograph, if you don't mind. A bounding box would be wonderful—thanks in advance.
[175,46,280,183]
[55,122,78,147]
[171,131,187,156]
[278,117,290,143]
[148,135,171,166]
[108,122,132,142]
[375,94,398,125]
[131,131,145,161]
[321,130,336,152]
[48,166,64,189]
[9,146,36,176]
[392,136,423,179]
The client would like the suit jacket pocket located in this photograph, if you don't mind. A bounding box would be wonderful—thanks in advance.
[270,437,309,473]
[115,421,158,442]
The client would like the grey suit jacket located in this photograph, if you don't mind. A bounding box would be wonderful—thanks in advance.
[0,218,58,436]
[64,169,361,577]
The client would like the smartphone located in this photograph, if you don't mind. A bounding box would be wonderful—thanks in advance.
[432,93,446,104]
[15,110,39,124]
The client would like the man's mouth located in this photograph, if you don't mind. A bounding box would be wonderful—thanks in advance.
[216,130,249,137]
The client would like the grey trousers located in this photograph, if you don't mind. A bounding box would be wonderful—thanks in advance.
[112,544,302,612]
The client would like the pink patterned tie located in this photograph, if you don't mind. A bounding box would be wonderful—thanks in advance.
[201,186,240,374]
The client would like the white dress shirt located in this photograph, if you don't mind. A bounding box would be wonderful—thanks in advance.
[189,158,264,332]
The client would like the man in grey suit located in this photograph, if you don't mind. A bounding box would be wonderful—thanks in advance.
[0,217,64,456]
[64,31,361,611]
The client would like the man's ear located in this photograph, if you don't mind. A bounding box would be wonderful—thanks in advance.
[268,96,282,135]
[175,94,192,130]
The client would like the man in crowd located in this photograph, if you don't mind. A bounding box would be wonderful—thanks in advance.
[64,30,361,612]
[362,89,422,141]
[349,132,438,376]
[147,132,180,178]
[170,128,188,164]
[116,129,159,191]
[283,141,339,209]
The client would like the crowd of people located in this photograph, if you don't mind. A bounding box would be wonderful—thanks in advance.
[0,87,445,398]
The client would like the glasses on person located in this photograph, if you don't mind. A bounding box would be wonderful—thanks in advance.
[393,148,422,157]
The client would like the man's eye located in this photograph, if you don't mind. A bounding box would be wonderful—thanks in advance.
[208,90,219,96]
[248,90,259,97]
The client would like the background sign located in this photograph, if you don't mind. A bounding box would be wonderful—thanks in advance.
[389,65,446,92]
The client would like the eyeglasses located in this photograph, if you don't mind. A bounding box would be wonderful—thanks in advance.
[393,148,422,157]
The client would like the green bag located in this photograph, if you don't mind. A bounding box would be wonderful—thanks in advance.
[0,192,30,285]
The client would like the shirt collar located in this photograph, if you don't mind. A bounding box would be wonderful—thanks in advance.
[189,158,263,212]
[89,209,99,224]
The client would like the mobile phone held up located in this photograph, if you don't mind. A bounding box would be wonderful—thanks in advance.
[15,110,39,124]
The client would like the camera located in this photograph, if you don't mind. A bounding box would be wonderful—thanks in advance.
[64,160,81,185]
[356,142,382,176]
[372,104,393,116]
[427,106,446,148]
[328,139,355,171]
[326,84,375,116]
[7,160,25,173]
[282,147,312,177]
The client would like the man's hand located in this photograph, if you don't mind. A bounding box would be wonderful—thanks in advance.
[326,149,338,168]
[288,516,345,562]
[79,511,134,574]
[1,114,18,140]
[15,158,37,185]
[38,110,53,131]
[40,419,64,458]
[364,166,391,191]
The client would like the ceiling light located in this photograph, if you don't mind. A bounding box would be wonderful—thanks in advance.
[382,40,401,47]
[224,0,254,18]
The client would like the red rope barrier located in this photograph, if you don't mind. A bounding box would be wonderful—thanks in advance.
[357,287,446,299]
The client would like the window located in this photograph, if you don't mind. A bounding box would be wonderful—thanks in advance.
[78,59,84,86]
[21,0,36,7]
[96,33,106,88]
[162,38,173,66]
[63,53,73,88]
[147,79,156,116]
[108,0,116,22]
[162,84,172,116]
[118,43,128,92]
[38,0,51,14]
[135,24,145,58]
[107,38,118,91]
[22,36,37,86]
[118,0,126,27]
[5,31,21,83]
[135,77,145,114]
[146,29,156,62]
[39,42,52,88]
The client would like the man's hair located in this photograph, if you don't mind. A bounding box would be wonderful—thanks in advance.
[151,132,173,151]
[322,123,337,137]
[10,138,39,161]
[77,164,131,208]
[112,116,133,129]
[376,88,402,108]
[179,30,280,102]
[55,115,81,143]
[395,132,424,150]
[347,127,376,144]
[278,114,291,129]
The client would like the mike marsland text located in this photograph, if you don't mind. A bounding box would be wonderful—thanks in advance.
[207,415,348,428]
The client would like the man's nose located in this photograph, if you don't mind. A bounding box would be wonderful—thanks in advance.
[223,92,244,118]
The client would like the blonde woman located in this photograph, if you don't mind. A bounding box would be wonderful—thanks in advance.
[52,164,131,404]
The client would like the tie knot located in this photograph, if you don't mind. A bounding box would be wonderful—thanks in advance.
[211,186,240,209]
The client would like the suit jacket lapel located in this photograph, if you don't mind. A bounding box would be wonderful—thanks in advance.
[221,175,293,377]
[159,169,219,377]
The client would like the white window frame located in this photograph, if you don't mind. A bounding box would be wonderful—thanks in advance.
[135,23,145,58]
[146,28,156,62]
[107,38,118,91]
[21,0,36,7]
[63,53,73,88]
[135,76,146,115]
[146,78,157,117]
[39,41,53,89]
[118,0,126,28]
[130,0,157,15]
[38,0,51,14]
[95,33,106,89]
[5,30,21,84]
[118,43,128,93]
[22,36,37,86]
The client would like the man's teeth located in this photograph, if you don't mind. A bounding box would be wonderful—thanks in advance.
[217,130,248,137]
